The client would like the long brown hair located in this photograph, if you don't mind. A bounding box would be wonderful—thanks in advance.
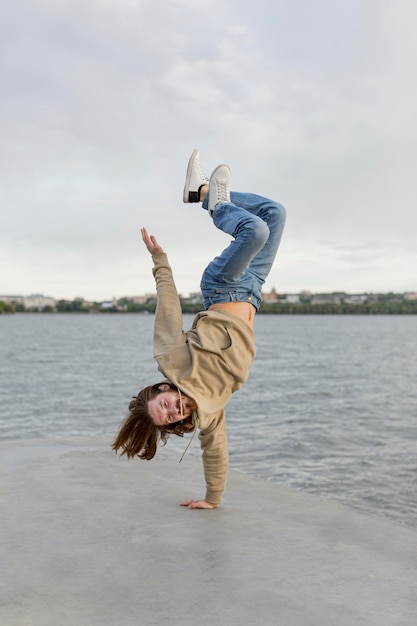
[112,383,194,461]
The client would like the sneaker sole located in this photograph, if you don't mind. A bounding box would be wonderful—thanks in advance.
[182,148,200,203]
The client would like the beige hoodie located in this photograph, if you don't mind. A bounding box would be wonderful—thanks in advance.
[152,253,256,504]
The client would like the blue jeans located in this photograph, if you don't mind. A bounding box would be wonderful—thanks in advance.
[200,192,286,310]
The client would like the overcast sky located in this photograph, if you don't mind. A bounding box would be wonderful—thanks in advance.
[1,0,416,300]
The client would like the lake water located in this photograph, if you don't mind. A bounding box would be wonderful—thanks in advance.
[1,313,416,527]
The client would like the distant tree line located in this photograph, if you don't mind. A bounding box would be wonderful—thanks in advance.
[259,301,417,314]
[0,300,15,313]
[2,298,417,315]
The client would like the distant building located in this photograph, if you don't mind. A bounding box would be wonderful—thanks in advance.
[344,294,368,305]
[100,298,124,310]
[0,295,24,305]
[261,288,279,303]
[125,293,156,304]
[23,294,56,310]
[0,294,56,310]
[280,294,300,304]
[311,295,342,305]
[404,292,417,301]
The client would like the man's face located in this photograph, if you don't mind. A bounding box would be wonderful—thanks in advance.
[147,386,194,426]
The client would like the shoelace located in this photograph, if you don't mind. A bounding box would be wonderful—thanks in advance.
[215,178,230,204]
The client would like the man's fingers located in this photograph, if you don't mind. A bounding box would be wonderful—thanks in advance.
[180,499,218,509]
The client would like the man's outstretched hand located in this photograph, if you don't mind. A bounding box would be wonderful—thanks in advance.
[141,227,164,255]
[180,499,218,510]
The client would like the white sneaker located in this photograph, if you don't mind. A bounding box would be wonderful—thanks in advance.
[183,149,209,203]
[208,164,231,217]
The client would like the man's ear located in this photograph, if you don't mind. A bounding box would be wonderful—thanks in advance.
[158,383,171,392]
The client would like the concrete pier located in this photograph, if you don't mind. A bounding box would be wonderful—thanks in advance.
[1,436,416,626]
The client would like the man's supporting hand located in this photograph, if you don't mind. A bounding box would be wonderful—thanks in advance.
[141,227,164,255]
[180,499,218,509]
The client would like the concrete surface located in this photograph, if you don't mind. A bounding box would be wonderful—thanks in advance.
[1,435,416,626]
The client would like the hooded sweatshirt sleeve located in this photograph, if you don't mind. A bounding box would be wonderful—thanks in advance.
[152,252,186,357]
[198,410,228,504]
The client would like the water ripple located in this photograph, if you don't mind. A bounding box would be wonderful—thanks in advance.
[1,312,416,527]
